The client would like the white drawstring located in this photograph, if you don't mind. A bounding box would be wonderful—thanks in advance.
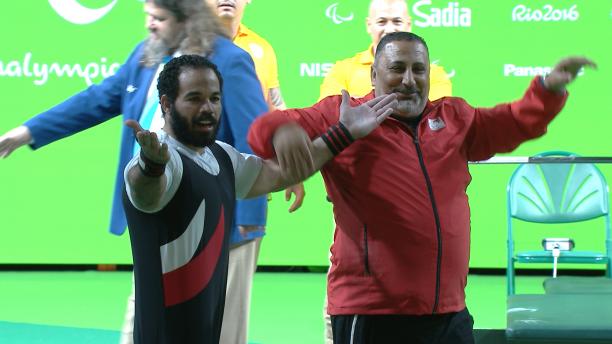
[350,314,359,344]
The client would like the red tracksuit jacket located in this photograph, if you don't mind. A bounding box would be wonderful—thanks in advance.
[248,77,567,315]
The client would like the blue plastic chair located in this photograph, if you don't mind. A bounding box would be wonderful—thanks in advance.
[506,151,612,295]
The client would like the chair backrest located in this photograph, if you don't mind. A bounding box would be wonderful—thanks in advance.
[506,151,612,295]
[508,151,610,223]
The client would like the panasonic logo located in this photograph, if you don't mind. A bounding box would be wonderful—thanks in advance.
[412,0,472,28]
[504,64,585,78]
[503,64,552,77]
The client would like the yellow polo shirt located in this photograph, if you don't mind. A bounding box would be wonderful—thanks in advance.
[233,24,280,103]
[319,46,452,101]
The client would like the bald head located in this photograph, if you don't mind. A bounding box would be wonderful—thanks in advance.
[367,0,412,51]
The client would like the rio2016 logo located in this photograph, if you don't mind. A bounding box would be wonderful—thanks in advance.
[48,0,119,25]
[512,4,579,22]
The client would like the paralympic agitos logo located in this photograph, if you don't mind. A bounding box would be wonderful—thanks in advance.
[325,2,354,25]
[48,0,119,25]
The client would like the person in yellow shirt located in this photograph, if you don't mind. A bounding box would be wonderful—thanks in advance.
[319,0,452,101]
[319,1,452,343]
[210,0,286,111]
[207,1,304,343]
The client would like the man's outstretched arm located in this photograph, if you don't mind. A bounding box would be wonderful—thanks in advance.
[465,56,597,162]
[542,56,596,93]
[246,90,397,198]
[124,120,171,211]
[0,126,32,158]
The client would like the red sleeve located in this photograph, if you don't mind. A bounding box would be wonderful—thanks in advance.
[465,76,568,161]
[248,95,343,159]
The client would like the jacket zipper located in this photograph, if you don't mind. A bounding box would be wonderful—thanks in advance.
[412,130,443,314]
[363,224,370,275]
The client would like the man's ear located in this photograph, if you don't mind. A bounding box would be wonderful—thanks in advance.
[370,64,376,87]
[160,94,171,116]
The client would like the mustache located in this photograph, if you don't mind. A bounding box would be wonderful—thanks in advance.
[193,113,218,125]
[393,87,419,95]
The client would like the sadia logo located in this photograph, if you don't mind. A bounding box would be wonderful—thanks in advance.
[512,4,579,22]
[48,0,118,25]
[325,2,354,25]
[412,0,472,28]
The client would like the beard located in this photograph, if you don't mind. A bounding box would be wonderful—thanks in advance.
[390,86,428,120]
[169,106,219,148]
[141,33,180,66]
[394,98,426,119]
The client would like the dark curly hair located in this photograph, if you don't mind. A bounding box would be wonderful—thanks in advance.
[157,55,223,113]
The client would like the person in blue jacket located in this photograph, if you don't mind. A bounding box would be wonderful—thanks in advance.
[0,0,267,238]
[0,0,277,343]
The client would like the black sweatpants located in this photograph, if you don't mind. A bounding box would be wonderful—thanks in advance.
[331,308,475,344]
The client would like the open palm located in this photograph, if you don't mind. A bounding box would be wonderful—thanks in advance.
[338,89,397,139]
[125,120,170,165]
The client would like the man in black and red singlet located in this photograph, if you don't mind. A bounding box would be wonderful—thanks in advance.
[122,54,398,343]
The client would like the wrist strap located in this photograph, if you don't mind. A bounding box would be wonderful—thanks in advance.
[321,122,355,156]
[138,151,166,177]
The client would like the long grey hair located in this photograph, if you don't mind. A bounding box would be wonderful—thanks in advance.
[140,0,229,67]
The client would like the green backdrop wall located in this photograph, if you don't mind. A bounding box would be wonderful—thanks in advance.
[1,0,611,268]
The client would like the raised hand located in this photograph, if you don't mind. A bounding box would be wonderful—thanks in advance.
[544,56,597,93]
[339,89,397,139]
[0,126,32,158]
[125,120,169,165]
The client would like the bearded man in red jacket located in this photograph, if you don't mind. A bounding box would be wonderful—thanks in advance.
[248,31,595,344]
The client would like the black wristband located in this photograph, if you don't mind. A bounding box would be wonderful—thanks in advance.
[138,151,166,177]
[338,122,355,143]
[321,122,355,156]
